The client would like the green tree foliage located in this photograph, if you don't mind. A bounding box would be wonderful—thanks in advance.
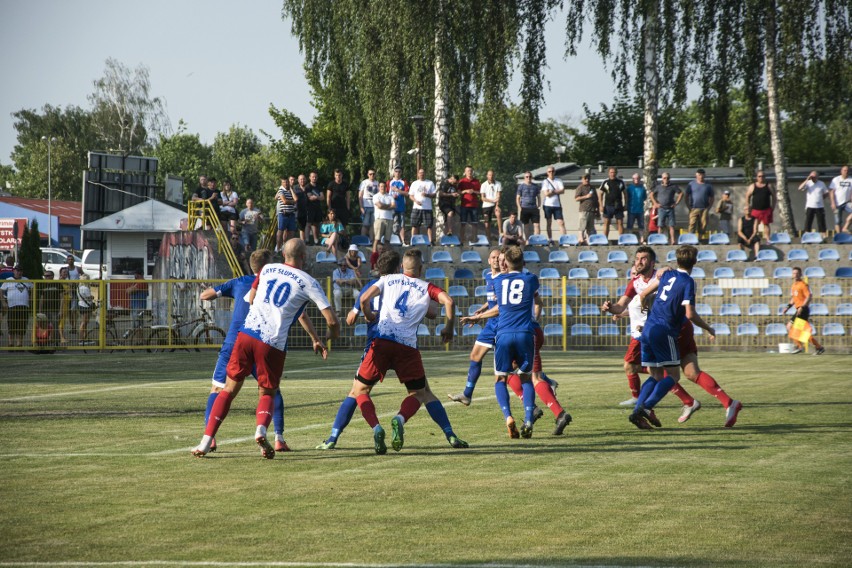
[152,121,212,192]
[209,125,265,207]
[17,219,42,280]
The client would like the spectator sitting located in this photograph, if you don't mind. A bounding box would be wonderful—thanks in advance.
[501,211,525,247]
[737,207,761,260]
[332,258,360,315]
[344,244,362,275]
[369,242,384,276]
[320,210,346,256]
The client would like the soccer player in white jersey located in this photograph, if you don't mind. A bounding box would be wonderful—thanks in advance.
[353,248,469,454]
[191,239,339,458]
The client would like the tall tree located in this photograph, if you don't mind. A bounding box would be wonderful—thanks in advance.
[152,121,212,195]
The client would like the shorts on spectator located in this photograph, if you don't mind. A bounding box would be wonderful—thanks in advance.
[392,211,406,234]
[439,203,457,217]
[520,207,540,224]
[361,208,375,227]
[751,208,773,225]
[411,209,434,228]
[460,207,479,225]
[578,211,596,236]
[658,207,676,227]
[603,205,624,220]
[543,206,563,221]
[278,213,297,232]
[627,212,644,230]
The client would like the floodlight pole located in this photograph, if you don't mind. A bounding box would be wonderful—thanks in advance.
[42,136,57,246]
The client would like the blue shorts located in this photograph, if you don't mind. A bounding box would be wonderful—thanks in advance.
[627,212,644,229]
[278,213,297,231]
[212,339,257,387]
[658,207,676,227]
[494,331,534,375]
[603,205,624,219]
[640,324,680,368]
[543,206,564,221]
[475,319,498,349]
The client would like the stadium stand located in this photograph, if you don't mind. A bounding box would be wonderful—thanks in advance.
[822,323,846,336]
[559,235,579,246]
[425,267,446,280]
[757,249,780,262]
[588,285,610,297]
[431,251,452,263]
[539,268,560,279]
[737,323,759,336]
[453,268,474,279]
[411,235,430,246]
[617,234,639,245]
[588,234,608,245]
[714,267,735,278]
[773,267,793,279]
[801,232,823,244]
[726,250,748,262]
[469,235,489,246]
[647,233,668,245]
[607,250,629,263]
[351,235,371,247]
[744,267,766,278]
[818,248,840,261]
[833,233,852,244]
[440,235,461,246]
[697,250,718,262]
[787,249,809,261]
[596,268,618,279]
[548,251,570,263]
[765,323,787,336]
[544,324,564,336]
[709,233,730,245]
[835,267,852,278]
[748,303,771,316]
[769,232,792,244]
[678,233,699,245]
[527,234,549,246]
[571,323,592,336]
[578,251,599,263]
[460,251,482,263]
[804,266,826,279]
[523,250,541,263]
[598,324,620,336]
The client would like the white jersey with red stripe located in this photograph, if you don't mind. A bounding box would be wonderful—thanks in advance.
[624,273,654,339]
[243,263,331,351]
[372,273,443,349]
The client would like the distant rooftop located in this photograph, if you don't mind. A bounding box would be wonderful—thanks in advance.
[0,196,82,225]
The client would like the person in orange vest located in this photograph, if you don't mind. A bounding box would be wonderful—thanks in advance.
[785,267,825,355]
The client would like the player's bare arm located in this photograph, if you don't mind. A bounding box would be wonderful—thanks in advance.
[685,304,716,340]
[460,304,499,325]
[359,285,382,322]
[320,307,340,341]
[436,290,455,343]
[298,312,329,359]
[601,295,630,315]
[199,287,218,302]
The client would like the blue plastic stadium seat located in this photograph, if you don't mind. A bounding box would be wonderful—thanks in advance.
[389,234,403,246]
[351,235,371,247]
[756,249,779,262]
[411,235,431,246]
[425,267,446,280]
[835,267,852,278]
[818,248,840,261]
[469,235,489,246]
[819,284,842,296]
[786,248,809,261]
[417,324,430,336]
[315,251,337,263]
[571,323,593,336]
[607,250,629,263]
[777,303,794,315]
[435,323,445,336]
[833,232,852,244]
[565,284,580,296]
[726,249,748,262]
[544,324,564,336]
[691,266,706,279]
[696,303,713,316]
[440,235,461,247]
[439,306,462,317]
[773,267,793,279]
[467,304,483,316]
[720,303,742,316]
[553,305,573,317]
[748,303,771,316]
[804,266,825,279]
[702,284,723,296]
[431,251,452,263]
[559,234,579,246]
[647,233,668,245]
[578,251,599,263]
[539,267,560,279]
[596,268,618,279]
[666,250,677,262]
[709,233,730,245]
[588,234,608,246]
[822,323,846,336]
[548,251,570,263]
[732,287,753,297]
[357,251,367,263]
[354,324,368,337]
[769,232,791,244]
[481,268,491,279]
[737,323,759,336]
[462,324,483,336]
[809,303,829,316]
[598,324,620,336]
[460,251,482,263]
[539,285,553,297]
[588,285,610,297]
[578,304,600,316]
[616,285,627,296]
[697,250,718,263]
[474,285,487,298]
[714,323,732,336]
[800,232,823,244]
[527,234,549,246]
[617,234,639,245]
[453,268,474,279]
[765,323,787,336]
[761,284,783,296]
[743,267,766,278]
[836,303,852,316]
[678,233,699,245]
[523,250,541,263]
[714,267,735,279]
[694,325,703,336]
[447,285,469,297]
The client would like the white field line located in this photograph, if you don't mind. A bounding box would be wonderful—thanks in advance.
[0,562,661,568]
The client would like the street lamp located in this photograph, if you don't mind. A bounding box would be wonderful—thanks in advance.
[409,114,425,172]
[41,136,57,246]
[553,145,566,163]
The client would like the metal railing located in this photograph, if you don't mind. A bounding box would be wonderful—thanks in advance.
[187,200,244,277]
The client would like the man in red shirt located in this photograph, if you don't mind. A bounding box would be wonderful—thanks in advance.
[457,165,481,244]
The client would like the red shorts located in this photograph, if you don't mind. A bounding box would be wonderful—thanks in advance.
[751,208,773,225]
[532,326,544,373]
[624,337,642,365]
[227,332,286,390]
[357,338,426,384]
[678,321,698,357]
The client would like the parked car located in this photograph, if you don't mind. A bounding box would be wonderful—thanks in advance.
[42,248,101,279]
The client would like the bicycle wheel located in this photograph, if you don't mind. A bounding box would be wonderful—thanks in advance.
[127,328,147,353]
[147,328,175,353]
[194,326,226,351]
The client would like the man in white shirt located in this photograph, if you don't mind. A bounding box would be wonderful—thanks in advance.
[409,168,436,244]
[332,258,360,315]
[372,181,395,252]
[480,169,502,243]
[0,265,32,347]
[358,169,379,239]
[829,165,852,233]
[541,166,566,242]
[798,170,829,237]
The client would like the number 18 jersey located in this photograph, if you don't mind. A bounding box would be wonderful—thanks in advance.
[493,271,539,336]
[372,274,443,348]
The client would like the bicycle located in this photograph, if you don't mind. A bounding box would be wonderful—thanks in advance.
[146,306,226,352]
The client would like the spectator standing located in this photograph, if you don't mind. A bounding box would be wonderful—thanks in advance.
[501,211,525,246]
[275,176,298,251]
[327,169,352,228]
[219,180,239,233]
[1,265,32,347]
[737,207,761,259]
[625,172,647,234]
[372,181,395,251]
[304,172,324,245]
[409,168,437,244]
[598,167,627,238]
[126,270,149,331]
[388,166,409,245]
[369,242,384,275]
[76,280,96,344]
[39,270,63,336]
[685,168,715,236]
[651,172,683,244]
[206,178,222,224]
[437,174,459,237]
[57,267,71,345]
[829,165,852,233]
[358,169,379,239]
[293,174,308,241]
[480,170,503,244]
[746,170,776,241]
[540,167,566,243]
[66,254,81,331]
[0,256,15,279]
[574,173,598,245]
[715,190,735,235]
[457,166,481,244]
[798,170,829,237]
[332,258,360,315]
[238,198,264,251]
[516,171,541,239]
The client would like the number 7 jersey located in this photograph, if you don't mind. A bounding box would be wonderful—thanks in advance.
[372,274,444,348]
[243,263,331,351]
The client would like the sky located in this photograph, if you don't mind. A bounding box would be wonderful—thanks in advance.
[0,0,618,165]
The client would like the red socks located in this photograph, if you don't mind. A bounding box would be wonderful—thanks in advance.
[205,391,234,437]
[399,395,421,422]
[627,373,641,398]
[507,374,523,398]
[534,381,564,416]
[256,394,273,428]
[695,371,732,408]
[670,383,695,406]
[356,394,379,428]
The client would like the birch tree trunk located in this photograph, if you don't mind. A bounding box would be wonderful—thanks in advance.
[433,34,450,241]
[641,0,660,196]
[388,119,400,176]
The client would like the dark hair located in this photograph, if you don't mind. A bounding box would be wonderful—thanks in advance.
[504,246,524,269]
[376,250,401,275]
[676,245,698,271]
[208,177,217,183]
[636,245,656,262]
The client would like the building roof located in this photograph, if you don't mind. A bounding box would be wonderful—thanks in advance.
[0,197,82,225]
[81,199,187,232]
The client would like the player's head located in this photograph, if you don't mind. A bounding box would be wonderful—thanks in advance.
[402,249,424,277]
[503,246,524,271]
[792,267,803,281]
[376,250,401,276]
[634,246,656,276]
[283,239,307,266]
[487,249,501,272]
[675,245,698,272]
[250,249,273,274]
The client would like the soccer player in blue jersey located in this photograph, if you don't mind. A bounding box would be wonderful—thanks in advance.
[629,245,716,430]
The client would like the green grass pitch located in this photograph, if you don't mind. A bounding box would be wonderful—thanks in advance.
[0,349,849,567]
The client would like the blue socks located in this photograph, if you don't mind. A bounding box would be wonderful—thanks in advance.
[425,400,454,439]
[643,376,676,409]
[327,396,358,443]
[463,360,483,398]
[495,380,512,419]
[273,389,284,436]
[636,378,658,410]
[521,380,536,423]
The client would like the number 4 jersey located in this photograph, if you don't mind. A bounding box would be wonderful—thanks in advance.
[372,274,444,348]
[244,263,331,351]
